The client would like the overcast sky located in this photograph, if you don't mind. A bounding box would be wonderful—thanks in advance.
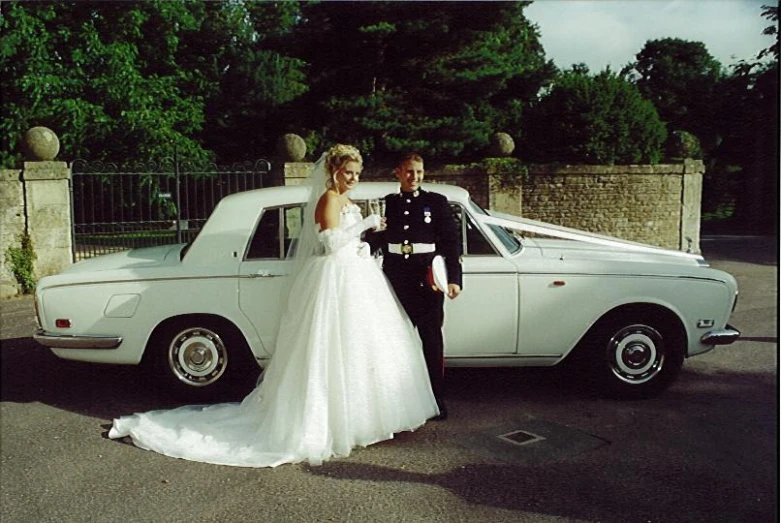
[524,0,773,72]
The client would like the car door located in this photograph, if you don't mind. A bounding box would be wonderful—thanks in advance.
[238,204,302,356]
[443,204,519,356]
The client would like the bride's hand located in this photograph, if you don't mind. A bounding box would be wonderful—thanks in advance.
[361,214,382,231]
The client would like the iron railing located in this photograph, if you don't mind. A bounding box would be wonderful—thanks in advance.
[69,157,271,260]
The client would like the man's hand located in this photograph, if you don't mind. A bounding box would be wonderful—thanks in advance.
[447,283,461,299]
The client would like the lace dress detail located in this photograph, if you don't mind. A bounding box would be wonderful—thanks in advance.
[108,204,438,467]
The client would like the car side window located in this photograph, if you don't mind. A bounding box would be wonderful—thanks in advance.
[284,206,303,256]
[246,205,304,260]
[246,208,281,259]
[449,203,497,256]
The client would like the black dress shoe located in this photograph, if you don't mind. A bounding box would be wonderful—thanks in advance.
[432,402,448,421]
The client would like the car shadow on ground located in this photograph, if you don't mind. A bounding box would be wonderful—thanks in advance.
[1,333,775,420]
[0,331,642,421]
[301,365,777,522]
[303,446,776,522]
[0,336,208,417]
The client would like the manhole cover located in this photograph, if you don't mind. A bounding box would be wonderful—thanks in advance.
[454,417,609,466]
[497,429,545,446]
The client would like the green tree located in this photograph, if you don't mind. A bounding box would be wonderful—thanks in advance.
[713,4,778,231]
[622,38,724,154]
[757,3,779,61]
[291,1,555,161]
[0,1,215,166]
[522,69,667,165]
[190,1,309,161]
[0,1,309,166]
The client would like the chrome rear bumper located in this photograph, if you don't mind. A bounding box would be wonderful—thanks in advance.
[34,329,122,349]
[700,324,740,345]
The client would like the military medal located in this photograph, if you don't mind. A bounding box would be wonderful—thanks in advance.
[423,206,432,224]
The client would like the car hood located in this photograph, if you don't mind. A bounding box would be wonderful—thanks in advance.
[478,211,713,277]
[61,244,186,274]
[527,238,705,267]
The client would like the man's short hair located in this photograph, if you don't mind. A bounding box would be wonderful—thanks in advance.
[397,152,424,166]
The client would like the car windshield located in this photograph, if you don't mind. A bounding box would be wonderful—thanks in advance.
[468,200,522,255]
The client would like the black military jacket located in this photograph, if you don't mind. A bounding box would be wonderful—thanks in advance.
[370,189,462,288]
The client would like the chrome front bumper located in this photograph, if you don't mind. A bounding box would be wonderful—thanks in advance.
[700,324,740,345]
[34,329,123,349]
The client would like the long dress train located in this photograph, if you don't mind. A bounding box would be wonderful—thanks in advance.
[108,204,439,467]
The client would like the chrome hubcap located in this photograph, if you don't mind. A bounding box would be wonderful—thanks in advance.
[623,343,649,367]
[168,327,228,387]
[607,324,665,384]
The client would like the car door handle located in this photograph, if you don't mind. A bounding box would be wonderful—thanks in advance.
[248,270,283,278]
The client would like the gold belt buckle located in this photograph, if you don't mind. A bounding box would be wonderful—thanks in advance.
[401,244,413,255]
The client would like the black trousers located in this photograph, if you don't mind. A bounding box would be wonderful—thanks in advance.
[386,273,446,404]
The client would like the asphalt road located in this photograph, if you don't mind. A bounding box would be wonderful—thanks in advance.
[1,235,777,523]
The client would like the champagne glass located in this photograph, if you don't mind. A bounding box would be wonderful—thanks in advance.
[368,198,386,231]
[368,198,380,216]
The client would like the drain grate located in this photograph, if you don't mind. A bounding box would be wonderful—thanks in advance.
[455,419,609,465]
[497,429,546,446]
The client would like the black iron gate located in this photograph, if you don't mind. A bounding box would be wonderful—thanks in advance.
[69,157,271,260]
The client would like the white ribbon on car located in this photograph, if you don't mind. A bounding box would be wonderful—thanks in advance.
[476,211,704,261]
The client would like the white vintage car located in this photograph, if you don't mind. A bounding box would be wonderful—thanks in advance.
[34,182,739,400]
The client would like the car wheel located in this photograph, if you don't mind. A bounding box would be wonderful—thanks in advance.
[583,313,684,399]
[147,316,258,401]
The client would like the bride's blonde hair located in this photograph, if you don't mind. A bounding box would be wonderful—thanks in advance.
[324,144,362,189]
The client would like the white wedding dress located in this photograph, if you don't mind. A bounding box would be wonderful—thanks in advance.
[108,204,438,467]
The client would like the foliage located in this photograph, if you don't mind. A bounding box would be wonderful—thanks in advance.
[193,1,309,161]
[620,23,778,231]
[5,233,37,294]
[712,4,779,230]
[0,0,774,237]
[700,161,742,221]
[622,38,724,155]
[290,1,555,161]
[757,3,779,61]
[522,69,667,165]
[0,1,308,167]
[483,157,530,188]
[0,1,216,166]
[665,130,702,160]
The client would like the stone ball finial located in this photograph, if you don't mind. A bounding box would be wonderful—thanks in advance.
[276,133,307,162]
[665,130,702,160]
[23,126,60,161]
[487,132,515,157]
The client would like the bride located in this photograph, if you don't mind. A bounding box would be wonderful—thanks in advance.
[108,144,439,467]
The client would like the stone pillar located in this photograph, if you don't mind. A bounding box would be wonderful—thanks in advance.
[488,172,522,217]
[22,161,73,279]
[486,161,522,217]
[0,169,24,298]
[283,162,314,186]
[274,134,308,187]
[680,159,704,254]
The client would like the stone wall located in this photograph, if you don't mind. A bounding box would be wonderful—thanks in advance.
[0,162,73,299]
[516,160,703,252]
[0,169,25,298]
[284,159,703,253]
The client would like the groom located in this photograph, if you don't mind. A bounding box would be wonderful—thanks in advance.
[371,152,462,421]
